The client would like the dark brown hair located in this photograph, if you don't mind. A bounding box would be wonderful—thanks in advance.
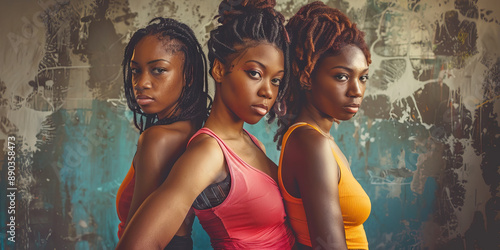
[123,17,212,133]
[208,0,290,115]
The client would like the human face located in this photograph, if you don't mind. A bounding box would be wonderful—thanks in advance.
[130,35,185,120]
[218,43,284,124]
[309,44,369,121]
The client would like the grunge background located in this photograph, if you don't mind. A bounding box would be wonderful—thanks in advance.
[1,0,499,249]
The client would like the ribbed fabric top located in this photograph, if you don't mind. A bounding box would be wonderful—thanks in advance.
[278,122,371,249]
[189,128,295,250]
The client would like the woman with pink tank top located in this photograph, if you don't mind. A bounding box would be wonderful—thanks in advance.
[116,0,295,249]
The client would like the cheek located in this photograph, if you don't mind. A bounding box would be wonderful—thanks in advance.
[323,84,342,100]
[167,73,184,89]
[360,85,367,97]
[227,74,251,97]
[271,86,279,100]
[159,81,183,101]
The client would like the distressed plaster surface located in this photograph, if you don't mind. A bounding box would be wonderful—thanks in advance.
[1,0,499,249]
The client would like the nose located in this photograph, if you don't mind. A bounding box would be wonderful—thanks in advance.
[257,79,274,99]
[347,78,364,98]
[133,71,152,91]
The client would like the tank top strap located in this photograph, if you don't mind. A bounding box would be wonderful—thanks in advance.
[187,128,232,156]
[278,122,324,202]
[287,123,348,176]
[279,122,347,189]
[188,127,263,153]
[242,129,265,152]
[280,122,326,152]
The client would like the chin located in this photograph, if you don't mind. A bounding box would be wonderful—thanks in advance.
[342,114,357,121]
[139,107,157,115]
[245,115,266,125]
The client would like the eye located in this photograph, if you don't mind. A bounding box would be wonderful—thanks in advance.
[334,74,348,81]
[152,68,166,74]
[130,68,140,74]
[360,74,369,82]
[271,78,282,87]
[245,70,261,79]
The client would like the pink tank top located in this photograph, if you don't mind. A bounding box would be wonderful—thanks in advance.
[189,128,295,250]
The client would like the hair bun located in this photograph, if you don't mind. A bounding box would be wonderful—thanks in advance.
[217,0,277,24]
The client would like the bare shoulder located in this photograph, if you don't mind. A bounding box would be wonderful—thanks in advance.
[175,132,226,171]
[283,125,337,177]
[165,132,226,188]
[286,125,332,159]
[134,125,193,174]
[138,125,190,150]
[184,133,224,162]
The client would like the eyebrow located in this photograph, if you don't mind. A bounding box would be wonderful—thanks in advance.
[245,60,285,73]
[131,59,170,65]
[331,65,369,73]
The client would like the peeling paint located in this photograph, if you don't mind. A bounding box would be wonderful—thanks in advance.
[1,0,499,249]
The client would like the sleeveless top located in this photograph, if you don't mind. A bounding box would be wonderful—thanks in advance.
[116,163,135,238]
[278,123,371,249]
[116,164,193,249]
[189,128,295,250]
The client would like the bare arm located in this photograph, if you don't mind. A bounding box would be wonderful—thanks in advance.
[284,127,347,249]
[125,126,188,227]
[116,135,225,249]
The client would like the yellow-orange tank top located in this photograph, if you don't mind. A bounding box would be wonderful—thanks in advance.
[278,122,371,249]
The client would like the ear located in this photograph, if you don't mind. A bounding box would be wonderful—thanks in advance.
[211,59,225,83]
[299,72,312,90]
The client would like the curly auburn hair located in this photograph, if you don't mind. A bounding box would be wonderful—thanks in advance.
[123,17,212,133]
[272,1,372,148]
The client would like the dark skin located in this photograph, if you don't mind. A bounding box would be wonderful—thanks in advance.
[116,43,285,249]
[120,35,196,239]
[281,45,369,250]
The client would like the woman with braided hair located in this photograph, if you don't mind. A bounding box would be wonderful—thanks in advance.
[116,17,211,249]
[117,0,295,249]
[273,2,372,249]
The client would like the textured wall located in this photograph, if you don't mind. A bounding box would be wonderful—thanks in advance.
[1,0,499,249]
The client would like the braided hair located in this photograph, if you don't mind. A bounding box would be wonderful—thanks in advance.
[123,17,212,133]
[273,1,372,148]
[208,0,290,121]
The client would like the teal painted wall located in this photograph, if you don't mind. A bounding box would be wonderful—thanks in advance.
[1,0,499,249]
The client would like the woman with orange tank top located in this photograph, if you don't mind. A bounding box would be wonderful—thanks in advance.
[269,2,372,249]
[115,17,211,249]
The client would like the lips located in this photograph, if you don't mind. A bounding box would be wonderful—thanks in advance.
[251,104,269,116]
[344,103,360,114]
[135,94,154,106]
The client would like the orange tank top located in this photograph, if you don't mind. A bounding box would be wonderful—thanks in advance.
[278,123,371,249]
[116,163,135,238]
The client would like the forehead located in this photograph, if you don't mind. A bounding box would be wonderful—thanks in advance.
[133,35,185,58]
[318,45,368,69]
[230,42,284,67]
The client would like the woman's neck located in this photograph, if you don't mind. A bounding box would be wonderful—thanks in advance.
[296,102,336,136]
[204,95,246,139]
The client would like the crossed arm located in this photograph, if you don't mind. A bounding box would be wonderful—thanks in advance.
[116,134,226,249]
